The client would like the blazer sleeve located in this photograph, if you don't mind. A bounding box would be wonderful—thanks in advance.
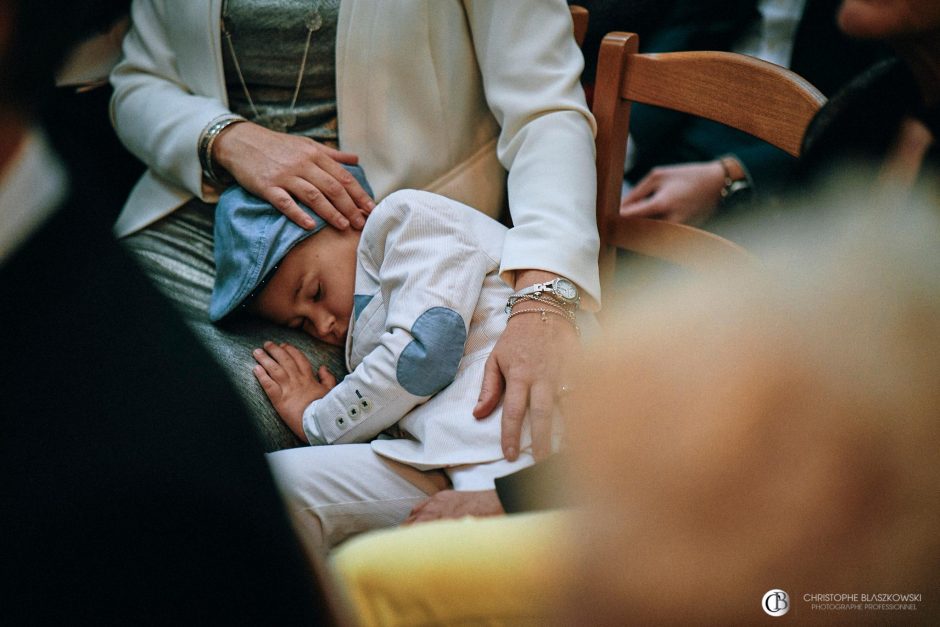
[301,191,493,445]
[463,0,601,310]
[109,0,230,200]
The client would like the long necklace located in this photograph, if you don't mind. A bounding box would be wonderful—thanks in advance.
[221,0,324,133]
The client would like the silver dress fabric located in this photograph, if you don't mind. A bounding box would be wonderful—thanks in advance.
[223,0,340,140]
[123,0,345,451]
[124,202,348,451]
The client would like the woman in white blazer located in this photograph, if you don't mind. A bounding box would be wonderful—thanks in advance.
[111,0,600,470]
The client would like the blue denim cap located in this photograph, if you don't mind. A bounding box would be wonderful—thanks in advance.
[209,164,372,322]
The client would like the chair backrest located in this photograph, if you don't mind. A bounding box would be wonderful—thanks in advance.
[570,5,588,48]
[593,32,827,283]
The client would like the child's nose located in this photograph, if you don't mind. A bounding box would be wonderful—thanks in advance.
[315,312,334,337]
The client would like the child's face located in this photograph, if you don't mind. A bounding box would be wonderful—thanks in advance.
[250,226,360,346]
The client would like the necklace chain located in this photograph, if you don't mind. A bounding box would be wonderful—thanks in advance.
[221,0,323,132]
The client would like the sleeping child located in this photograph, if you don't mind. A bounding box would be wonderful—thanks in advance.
[210,184,580,550]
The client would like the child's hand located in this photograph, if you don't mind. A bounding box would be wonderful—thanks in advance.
[252,341,338,442]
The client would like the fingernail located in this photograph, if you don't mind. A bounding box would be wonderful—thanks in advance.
[303,218,316,229]
[506,447,517,460]
[338,218,350,228]
[353,217,364,228]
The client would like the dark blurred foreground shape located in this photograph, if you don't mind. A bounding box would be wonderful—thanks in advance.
[0,1,342,623]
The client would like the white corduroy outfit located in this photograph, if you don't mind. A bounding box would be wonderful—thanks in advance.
[268,190,551,551]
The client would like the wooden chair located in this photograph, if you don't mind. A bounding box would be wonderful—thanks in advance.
[592,32,827,284]
[570,5,589,48]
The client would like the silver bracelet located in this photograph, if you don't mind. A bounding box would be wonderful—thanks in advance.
[505,292,577,315]
[506,293,574,315]
[506,306,581,335]
[198,114,246,187]
[508,297,579,325]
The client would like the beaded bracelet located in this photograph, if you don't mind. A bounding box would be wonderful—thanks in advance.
[198,114,247,187]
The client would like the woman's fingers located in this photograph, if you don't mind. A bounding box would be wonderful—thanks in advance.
[298,165,365,229]
[528,380,556,460]
[319,144,359,165]
[212,122,373,229]
[500,379,529,462]
[473,354,505,419]
[317,155,376,216]
[266,186,320,230]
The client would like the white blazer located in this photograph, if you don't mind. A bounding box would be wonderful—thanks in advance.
[110,0,601,308]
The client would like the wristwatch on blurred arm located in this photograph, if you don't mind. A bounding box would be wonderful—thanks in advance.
[718,155,752,207]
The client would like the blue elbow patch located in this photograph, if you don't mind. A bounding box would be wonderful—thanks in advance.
[397,307,467,396]
[353,294,374,321]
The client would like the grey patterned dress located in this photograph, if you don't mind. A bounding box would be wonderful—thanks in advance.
[123,0,346,451]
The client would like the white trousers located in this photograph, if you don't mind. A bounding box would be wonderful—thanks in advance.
[266,444,450,555]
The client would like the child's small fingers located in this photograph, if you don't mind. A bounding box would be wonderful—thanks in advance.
[282,343,314,375]
[252,364,280,395]
[318,366,338,388]
[252,346,284,376]
[262,341,300,374]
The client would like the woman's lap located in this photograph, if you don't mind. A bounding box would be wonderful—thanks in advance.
[267,444,449,552]
[122,200,347,451]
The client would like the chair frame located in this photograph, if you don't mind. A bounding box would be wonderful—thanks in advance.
[593,32,827,282]
[570,5,588,48]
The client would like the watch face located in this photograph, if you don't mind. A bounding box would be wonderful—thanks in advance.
[553,278,578,301]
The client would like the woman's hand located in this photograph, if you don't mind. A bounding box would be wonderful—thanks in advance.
[620,161,727,225]
[474,270,579,461]
[252,341,337,441]
[213,121,375,230]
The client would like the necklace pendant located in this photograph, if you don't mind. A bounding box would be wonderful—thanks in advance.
[265,113,297,133]
[305,11,323,31]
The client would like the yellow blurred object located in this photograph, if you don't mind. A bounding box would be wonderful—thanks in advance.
[332,512,571,627]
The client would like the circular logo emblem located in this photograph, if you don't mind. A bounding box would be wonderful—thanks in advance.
[762,589,790,617]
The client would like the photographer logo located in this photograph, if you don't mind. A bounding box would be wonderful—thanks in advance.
[763,589,790,617]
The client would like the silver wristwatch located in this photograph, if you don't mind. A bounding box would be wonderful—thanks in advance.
[508,277,581,310]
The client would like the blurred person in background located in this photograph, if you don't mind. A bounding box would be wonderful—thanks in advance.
[563,194,940,624]
[619,0,888,226]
